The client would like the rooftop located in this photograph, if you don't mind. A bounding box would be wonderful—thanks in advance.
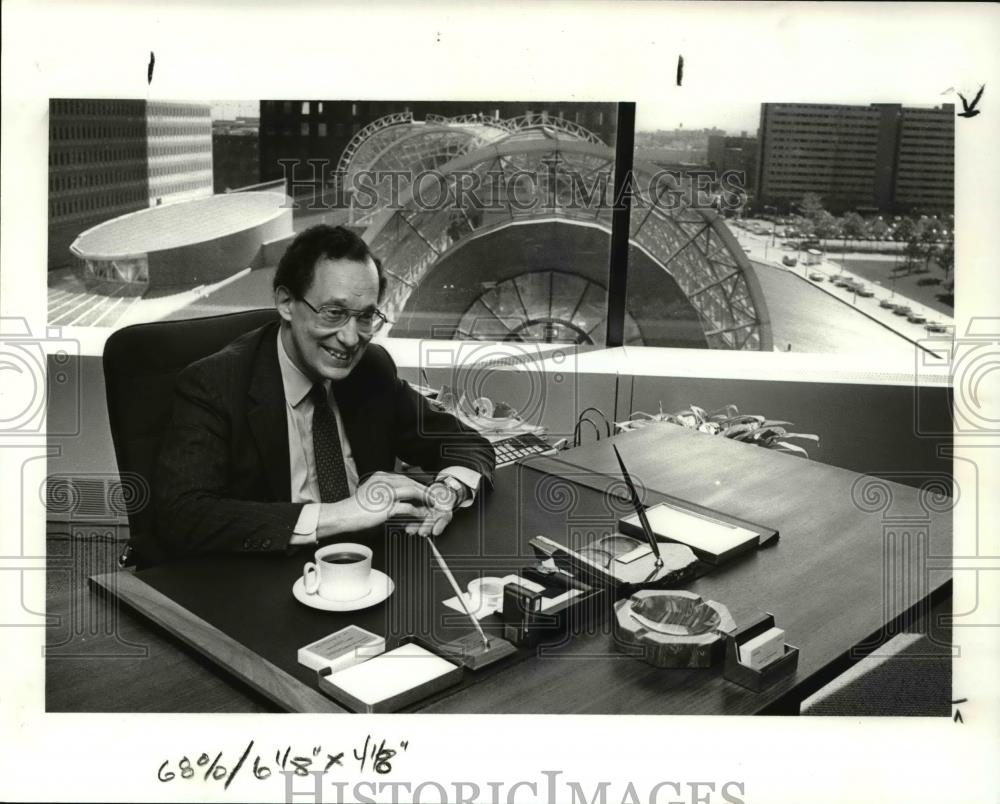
[71,191,288,258]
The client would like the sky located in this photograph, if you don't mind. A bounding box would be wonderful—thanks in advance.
[211,100,260,120]
[209,97,953,135]
[208,97,762,133]
[636,100,762,134]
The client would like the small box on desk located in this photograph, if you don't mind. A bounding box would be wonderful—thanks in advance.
[723,612,799,692]
[298,625,385,674]
[498,570,601,648]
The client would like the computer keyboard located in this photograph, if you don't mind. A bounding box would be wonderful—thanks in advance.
[492,432,555,467]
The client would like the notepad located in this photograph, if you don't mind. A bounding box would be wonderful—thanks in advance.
[322,643,457,706]
[619,502,761,564]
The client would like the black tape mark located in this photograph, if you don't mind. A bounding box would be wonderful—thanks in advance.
[676,55,684,87]
[148,51,155,85]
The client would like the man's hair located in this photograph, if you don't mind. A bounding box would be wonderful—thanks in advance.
[273,224,386,301]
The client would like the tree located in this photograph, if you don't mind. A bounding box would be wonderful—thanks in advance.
[910,215,945,272]
[799,192,826,221]
[937,239,954,284]
[895,216,917,243]
[867,217,889,241]
[841,211,866,252]
[813,210,839,240]
[903,238,924,275]
[893,216,918,272]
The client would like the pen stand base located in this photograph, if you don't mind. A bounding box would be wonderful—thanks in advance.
[612,548,701,595]
[723,612,799,692]
[436,632,517,671]
[529,535,699,599]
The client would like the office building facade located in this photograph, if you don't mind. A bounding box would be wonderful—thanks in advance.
[48,99,149,270]
[213,117,260,193]
[258,100,618,187]
[756,102,954,214]
[146,101,213,206]
[707,133,758,195]
[47,99,213,269]
[893,105,955,212]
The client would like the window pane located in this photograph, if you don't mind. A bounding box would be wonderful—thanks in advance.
[627,101,954,356]
[47,97,626,353]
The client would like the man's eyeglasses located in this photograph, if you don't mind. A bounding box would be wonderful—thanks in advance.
[299,297,390,334]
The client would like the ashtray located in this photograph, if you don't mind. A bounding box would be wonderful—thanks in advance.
[612,590,735,668]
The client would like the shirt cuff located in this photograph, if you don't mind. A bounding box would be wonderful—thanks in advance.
[288,503,320,546]
[436,467,481,508]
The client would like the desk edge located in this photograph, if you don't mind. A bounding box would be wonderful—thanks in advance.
[88,571,347,714]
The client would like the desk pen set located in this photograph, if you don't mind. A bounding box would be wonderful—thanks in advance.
[304,445,796,711]
[303,536,603,713]
[531,445,798,687]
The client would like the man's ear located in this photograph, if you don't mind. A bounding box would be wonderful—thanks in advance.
[274,286,294,323]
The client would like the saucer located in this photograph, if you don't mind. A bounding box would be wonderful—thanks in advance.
[292,569,395,612]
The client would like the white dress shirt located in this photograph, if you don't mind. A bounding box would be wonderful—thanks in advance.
[277,331,480,545]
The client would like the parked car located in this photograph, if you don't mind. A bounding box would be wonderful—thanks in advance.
[808,271,825,282]
[855,286,875,297]
[893,305,912,317]
[782,255,798,267]
[924,321,949,333]
[907,312,927,324]
[832,275,851,287]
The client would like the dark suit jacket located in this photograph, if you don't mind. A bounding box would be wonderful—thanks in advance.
[155,322,495,558]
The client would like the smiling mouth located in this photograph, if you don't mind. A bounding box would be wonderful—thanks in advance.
[321,344,352,361]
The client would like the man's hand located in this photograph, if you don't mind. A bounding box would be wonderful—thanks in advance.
[317,472,434,537]
[405,479,465,538]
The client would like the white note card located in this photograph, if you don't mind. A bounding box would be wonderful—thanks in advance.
[324,643,456,705]
[634,503,758,558]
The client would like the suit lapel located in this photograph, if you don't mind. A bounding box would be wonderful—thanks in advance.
[247,325,292,500]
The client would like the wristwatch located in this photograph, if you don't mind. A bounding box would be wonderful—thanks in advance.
[433,475,468,507]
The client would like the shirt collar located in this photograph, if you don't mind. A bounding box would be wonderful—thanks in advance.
[277,327,321,408]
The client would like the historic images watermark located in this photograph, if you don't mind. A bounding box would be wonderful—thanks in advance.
[278,160,749,214]
[283,769,748,804]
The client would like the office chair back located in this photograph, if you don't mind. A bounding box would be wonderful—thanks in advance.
[103,308,279,568]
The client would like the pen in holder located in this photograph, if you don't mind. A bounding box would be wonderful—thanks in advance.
[723,611,799,692]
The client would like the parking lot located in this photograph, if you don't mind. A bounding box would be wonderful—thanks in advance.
[727,220,954,345]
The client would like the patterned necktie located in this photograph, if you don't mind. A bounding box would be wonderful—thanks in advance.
[310,382,350,502]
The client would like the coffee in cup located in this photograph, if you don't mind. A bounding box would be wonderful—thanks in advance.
[303,543,373,601]
[322,552,367,565]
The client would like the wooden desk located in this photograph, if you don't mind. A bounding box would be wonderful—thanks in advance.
[47,425,952,714]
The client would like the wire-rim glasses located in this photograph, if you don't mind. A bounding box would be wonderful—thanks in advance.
[298,296,390,335]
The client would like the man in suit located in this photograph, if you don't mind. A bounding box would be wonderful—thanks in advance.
[156,225,495,558]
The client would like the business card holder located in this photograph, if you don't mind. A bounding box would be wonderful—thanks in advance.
[723,611,799,692]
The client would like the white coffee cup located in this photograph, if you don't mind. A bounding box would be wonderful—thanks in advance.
[303,543,373,602]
